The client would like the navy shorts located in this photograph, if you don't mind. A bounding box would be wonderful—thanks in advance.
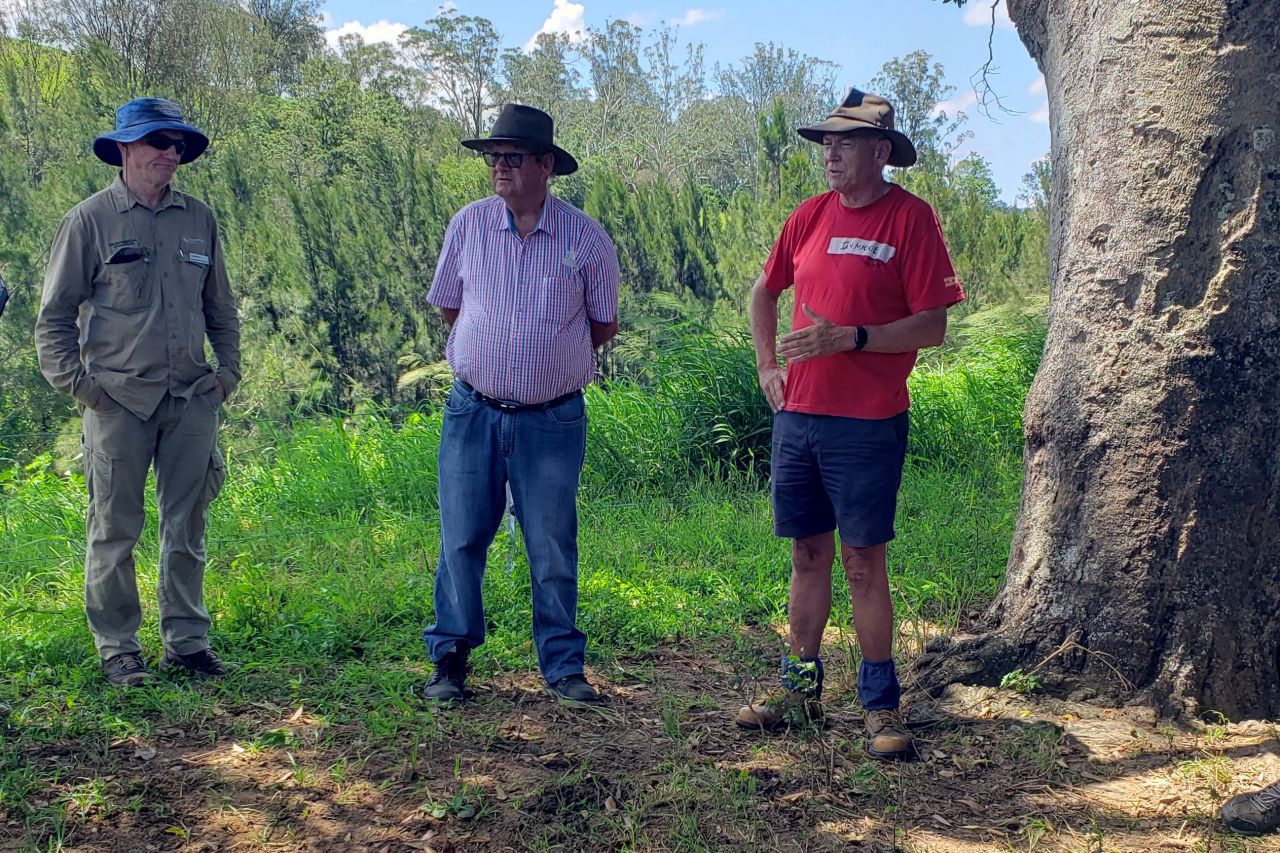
[770,410,909,546]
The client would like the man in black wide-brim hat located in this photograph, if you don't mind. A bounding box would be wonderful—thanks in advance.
[419,104,621,707]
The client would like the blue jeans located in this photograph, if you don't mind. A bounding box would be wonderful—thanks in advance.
[423,381,588,684]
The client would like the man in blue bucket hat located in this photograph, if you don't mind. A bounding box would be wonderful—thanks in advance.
[35,97,241,687]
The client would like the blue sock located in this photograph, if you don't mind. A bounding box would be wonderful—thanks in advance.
[779,655,824,698]
[857,658,900,710]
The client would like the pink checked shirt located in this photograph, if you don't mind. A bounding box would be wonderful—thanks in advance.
[428,195,620,405]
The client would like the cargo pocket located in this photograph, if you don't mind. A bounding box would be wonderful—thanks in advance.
[84,447,113,502]
[202,447,226,505]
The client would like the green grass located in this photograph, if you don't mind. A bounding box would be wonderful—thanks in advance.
[0,313,1041,846]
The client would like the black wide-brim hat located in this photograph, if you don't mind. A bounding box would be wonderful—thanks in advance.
[797,88,917,168]
[461,103,578,176]
[92,97,209,166]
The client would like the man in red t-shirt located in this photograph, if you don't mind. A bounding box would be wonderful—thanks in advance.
[737,89,964,760]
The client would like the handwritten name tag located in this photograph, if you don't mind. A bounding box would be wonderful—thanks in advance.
[827,237,896,262]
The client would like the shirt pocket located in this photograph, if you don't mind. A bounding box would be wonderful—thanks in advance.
[96,251,153,314]
[178,237,211,307]
[537,273,584,322]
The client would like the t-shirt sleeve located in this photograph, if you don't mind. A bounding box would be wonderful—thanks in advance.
[582,224,620,324]
[899,204,965,313]
[426,212,465,309]
[760,206,806,293]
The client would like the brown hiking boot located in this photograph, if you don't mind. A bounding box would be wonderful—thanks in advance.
[736,688,824,732]
[864,707,915,760]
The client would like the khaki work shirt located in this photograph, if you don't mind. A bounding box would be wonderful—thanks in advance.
[35,174,241,421]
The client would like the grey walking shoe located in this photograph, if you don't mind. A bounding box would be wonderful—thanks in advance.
[1221,780,1280,835]
[419,646,469,703]
[103,652,156,687]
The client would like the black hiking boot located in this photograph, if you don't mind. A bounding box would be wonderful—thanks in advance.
[103,652,156,687]
[546,674,602,705]
[1221,780,1280,836]
[160,648,238,678]
[420,646,469,703]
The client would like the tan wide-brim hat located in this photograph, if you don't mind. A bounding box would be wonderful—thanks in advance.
[797,88,917,168]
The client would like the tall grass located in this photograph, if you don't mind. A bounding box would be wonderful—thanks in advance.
[0,310,1042,742]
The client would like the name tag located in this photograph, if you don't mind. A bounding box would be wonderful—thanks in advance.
[187,253,210,266]
[827,237,896,262]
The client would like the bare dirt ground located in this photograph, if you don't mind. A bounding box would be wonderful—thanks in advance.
[4,640,1279,852]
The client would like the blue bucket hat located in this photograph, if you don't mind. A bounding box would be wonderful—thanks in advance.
[92,97,209,166]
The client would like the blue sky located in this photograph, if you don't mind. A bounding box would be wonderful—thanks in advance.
[318,0,1049,204]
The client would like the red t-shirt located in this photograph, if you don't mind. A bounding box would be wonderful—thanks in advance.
[762,185,964,419]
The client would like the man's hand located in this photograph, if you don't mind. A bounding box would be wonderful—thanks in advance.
[777,305,850,363]
[757,362,787,413]
[213,378,226,403]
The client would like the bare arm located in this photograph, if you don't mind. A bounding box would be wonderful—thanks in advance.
[749,276,786,412]
[777,305,948,362]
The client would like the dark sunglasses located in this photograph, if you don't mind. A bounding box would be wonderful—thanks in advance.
[142,134,187,156]
[482,151,544,168]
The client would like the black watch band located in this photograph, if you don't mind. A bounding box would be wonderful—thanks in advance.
[853,325,868,351]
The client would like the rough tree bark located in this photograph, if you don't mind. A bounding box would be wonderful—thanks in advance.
[916,0,1280,720]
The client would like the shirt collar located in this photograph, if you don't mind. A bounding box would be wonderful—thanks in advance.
[495,195,555,237]
[109,172,187,213]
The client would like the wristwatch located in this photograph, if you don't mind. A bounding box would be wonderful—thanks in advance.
[853,325,868,351]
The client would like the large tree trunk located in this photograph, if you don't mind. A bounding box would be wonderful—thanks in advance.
[917,0,1280,720]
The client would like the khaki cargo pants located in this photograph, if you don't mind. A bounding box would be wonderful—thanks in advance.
[81,390,226,660]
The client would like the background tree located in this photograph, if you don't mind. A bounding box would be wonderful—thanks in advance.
[400,11,500,139]
[919,0,1280,720]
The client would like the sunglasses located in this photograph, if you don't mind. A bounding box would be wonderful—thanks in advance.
[142,134,187,156]
[482,151,544,168]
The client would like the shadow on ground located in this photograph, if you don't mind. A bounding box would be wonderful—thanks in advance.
[3,637,1279,852]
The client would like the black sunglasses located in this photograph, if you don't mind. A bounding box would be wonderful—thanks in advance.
[142,134,187,156]
[482,150,545,168]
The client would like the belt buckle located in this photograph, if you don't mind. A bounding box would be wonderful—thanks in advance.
[494,398,522,412]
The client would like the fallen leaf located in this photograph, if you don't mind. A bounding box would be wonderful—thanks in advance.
[932,814,953,826]
[604,796,618,813]
[494,784,507,801]
[134,747,157,761]
[931,750,947,760]
[288,706,305,722]
[778,791,808,804]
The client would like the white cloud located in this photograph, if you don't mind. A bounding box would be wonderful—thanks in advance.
[962,0,1014,30]
[1028,74,1048,123]
[625,11,658,27]
[524,0,587,51]
[668,8,722,27]
[933,90,977,118]
[324,19,408,51]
